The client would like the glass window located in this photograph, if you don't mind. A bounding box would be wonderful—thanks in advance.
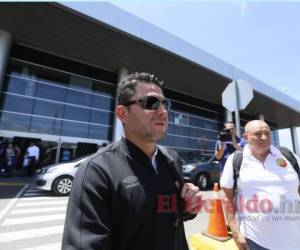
[159,135,174,146]
[66,89,92,107]
[1,93,34,114]
[36,82,67,102]
[162,105,220,162]
[2,57,116,141]
[61,121,89,138]
[174,113,189,125]
[173,125,189,137]
[92,95,114,110]
[196,129,218,141]
[271,130,280,146]
[189,127,200,138]
[0,112,30,132]
[189,116,202,127]
[168,112,175,123]
[8,62,38,79]
[90,110,112,126]
[36,67,69,87]
[189,116,219,130]
[89,124,111,140]
[30,116,62,135]
[167,123,174,134]
[33,100,64,119]
[93,80,115,95]
[4,75,37,96]
[64,106,90,122]
[174,136,189,148]
[69,76,93,92]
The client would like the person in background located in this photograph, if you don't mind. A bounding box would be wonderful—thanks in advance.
[5,143,15,176]
[13,144,22,169]
[221,120,300,250]
[215,121,246,173]
[62,72,202,250]
[25,141,40,176]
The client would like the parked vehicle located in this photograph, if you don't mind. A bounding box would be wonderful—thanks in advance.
[35,155,90,196]
[182,156,220,190]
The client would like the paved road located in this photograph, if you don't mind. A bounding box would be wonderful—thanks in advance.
[184,190,212,237]
[0,184,68,250]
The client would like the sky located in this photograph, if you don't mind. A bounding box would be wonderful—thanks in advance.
[109,0,300,149]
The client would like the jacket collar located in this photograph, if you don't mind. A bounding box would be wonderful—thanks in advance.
[118,137,175,165]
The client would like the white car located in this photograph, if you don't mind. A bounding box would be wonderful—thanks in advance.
[36,155,90,196]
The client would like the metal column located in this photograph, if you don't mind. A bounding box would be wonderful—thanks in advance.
[225,109,233,122]
[290,126,300,156]
[0,29,12,91]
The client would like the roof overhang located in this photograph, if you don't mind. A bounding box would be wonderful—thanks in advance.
[0,2,299,128]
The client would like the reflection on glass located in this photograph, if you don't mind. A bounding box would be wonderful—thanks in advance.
[1,94,34,114]
[90,110,112,126]
[66,89,92,107]
[64,106,90,122]
[61,121,89,138]
[36,82,67,102]
[69,75,93,92]
[92,95,114,110]
[89,125,111,140]
[33,100,64,119]
[0,112,30,132]
[4,76,36,96]
[1,60,115,141]
[30,117,62,135]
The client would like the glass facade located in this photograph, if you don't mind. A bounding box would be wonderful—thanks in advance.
[0,59,115,141]
[0,45,282,167]
[159,93,223,163]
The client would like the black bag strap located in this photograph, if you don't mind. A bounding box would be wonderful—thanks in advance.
[232,150,243,191]
[278,146,300,181]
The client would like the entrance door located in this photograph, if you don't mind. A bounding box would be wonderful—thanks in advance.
[13,137,60,168]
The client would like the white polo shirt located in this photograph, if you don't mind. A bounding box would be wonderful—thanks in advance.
[27,145,40,161]
[220,145,300,250]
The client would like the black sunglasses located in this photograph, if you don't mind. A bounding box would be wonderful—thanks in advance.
[124,96,171,111]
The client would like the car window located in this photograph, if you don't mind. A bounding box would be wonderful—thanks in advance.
[191,155,213,164]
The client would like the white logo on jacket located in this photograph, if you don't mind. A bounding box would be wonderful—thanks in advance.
[123,176,140,189]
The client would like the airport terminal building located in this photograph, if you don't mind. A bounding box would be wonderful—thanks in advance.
[1,2,300,166]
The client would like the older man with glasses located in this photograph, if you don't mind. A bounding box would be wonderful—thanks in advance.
[62,72,202,250]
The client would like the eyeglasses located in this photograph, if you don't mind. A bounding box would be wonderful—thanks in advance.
[123,96,171,111]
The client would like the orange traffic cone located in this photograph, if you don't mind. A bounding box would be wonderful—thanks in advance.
[202,183,231,242]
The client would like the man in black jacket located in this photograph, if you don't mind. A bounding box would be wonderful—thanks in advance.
[62,72,202,250]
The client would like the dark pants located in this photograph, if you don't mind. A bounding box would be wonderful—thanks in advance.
[5,157,16,176]
[23,157,36,176]
[246,238,269,250]
[27,157,37,176]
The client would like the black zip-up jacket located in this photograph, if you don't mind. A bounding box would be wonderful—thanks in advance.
[62,138,195,250]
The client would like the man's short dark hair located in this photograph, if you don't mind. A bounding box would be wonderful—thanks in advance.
[117,72,164,105]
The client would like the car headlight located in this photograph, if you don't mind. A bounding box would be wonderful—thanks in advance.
[183,164,196,171]
[45,166,59,173]
[39,168,47,174]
